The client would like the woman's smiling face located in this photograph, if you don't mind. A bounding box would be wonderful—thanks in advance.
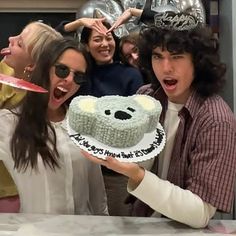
[87,29,116,65]
[48,48,87,113]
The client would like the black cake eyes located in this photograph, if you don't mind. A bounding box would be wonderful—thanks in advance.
[127,107,135,112]
[105,110,111,115]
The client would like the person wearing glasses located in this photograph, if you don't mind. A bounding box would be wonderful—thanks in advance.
[0,38,108,215]
[0,21,62,213]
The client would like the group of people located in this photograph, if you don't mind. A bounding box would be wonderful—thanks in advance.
[0,0,236,229]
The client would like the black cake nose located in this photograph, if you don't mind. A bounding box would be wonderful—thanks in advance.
[114,110,132,120]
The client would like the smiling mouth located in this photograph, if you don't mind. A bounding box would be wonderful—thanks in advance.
[99,50,110,55]
[54,86,67,100]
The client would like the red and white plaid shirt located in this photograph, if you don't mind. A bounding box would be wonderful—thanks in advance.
[152,88,236,213]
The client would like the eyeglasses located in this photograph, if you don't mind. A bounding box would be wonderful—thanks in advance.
[54,63,87,85]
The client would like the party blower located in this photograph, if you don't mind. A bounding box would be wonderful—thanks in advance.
[0,74,48,93]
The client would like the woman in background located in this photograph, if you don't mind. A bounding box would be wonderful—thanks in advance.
[0,21,62,108]
[0,21,62,213]
[79,21,143,97]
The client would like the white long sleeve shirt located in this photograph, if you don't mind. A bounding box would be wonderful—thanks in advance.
[128,101,216,228]
[0,109,108,215]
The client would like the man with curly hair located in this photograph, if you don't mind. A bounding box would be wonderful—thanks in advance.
[83,18,236,228]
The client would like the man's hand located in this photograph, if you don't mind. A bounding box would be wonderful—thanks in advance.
[82,150,145,186]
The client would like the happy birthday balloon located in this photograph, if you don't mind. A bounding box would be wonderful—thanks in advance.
[142,0,205,27]
[76,0,205,37]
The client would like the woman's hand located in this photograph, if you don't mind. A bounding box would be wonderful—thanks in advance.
[64,17,108,35]
[107,8,143,34]
[82,150,145,186]
[80,17,108,35]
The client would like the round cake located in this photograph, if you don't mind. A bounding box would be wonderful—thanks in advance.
[68,95,162,148]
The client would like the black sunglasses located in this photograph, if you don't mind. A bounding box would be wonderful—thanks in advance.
[54,63,87,85]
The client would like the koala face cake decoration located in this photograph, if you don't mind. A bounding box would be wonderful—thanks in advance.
[68,95,166,162]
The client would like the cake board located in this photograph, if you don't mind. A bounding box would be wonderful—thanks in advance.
[67,118,166,163]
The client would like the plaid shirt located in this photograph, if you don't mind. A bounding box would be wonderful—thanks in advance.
[152,88,236,213]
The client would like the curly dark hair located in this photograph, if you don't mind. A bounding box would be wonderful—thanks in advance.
[11,37,90,172]
[138,25,226,97]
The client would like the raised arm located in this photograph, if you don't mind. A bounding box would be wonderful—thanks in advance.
[64,17,108,35]
[107,8,143,33]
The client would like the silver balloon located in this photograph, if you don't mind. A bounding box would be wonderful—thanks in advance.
[77,0,128,37]
[150,0,205,23]
[76,0,108,19]
[76,0,205,38]
[76,0,146,38]
[119,0,147,36]
[121,0,147,10]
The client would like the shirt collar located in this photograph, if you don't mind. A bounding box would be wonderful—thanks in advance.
[153,88,204,120]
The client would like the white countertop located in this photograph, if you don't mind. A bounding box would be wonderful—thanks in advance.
[0,213,235,235]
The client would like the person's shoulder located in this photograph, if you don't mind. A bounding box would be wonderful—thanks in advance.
[136,83,154,95]
[120,63,140,72]
[119,63,142,76]
[109,62,142,79]
[0,108,16,118]
[0,109,18,130]
[198,95,235,124]
[0,84,16,94]
[0,61,14,75]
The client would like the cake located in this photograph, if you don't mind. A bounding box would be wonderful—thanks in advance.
[68,95,162,148]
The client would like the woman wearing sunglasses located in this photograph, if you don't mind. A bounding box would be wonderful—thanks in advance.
[0,37,108,215]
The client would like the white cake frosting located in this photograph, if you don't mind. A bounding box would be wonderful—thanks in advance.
[69,95,162,148]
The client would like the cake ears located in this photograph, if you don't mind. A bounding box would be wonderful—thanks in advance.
[76,95,159,114]
[133,95,158,111]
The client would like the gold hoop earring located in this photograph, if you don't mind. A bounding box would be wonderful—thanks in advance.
[23,68,31,80]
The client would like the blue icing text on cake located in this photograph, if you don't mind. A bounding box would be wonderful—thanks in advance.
[69,95,162,148]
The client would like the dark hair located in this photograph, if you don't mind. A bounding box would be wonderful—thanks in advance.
[80,21,121,62]
[119,32,154,85]
[119,32,139,65]
[138,25,226,97]
[11,37,90,171]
